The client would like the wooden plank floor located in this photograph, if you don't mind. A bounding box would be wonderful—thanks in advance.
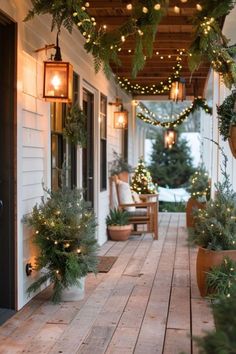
[0,213,214,354]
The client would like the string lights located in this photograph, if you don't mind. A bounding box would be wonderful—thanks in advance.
[137,97,212,128]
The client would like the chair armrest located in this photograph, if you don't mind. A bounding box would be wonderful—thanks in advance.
[120,202,157,208]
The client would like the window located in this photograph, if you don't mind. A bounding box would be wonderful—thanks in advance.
[51,72,79,191]
[100,94,107,191]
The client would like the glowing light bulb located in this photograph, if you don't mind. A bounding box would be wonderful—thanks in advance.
[51,75,61,90]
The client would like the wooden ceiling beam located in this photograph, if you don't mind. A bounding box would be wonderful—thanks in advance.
[91,15,192,26]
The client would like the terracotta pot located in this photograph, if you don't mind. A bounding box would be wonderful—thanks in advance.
[61,277,85,301]
[118,171,129,183]
[228,124,236,158]
[186,197,206,228]
[196,247,236,297]
[108,224,132,241]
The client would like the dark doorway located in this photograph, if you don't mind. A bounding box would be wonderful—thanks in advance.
[82,89,94,207]
[0,11,17,319]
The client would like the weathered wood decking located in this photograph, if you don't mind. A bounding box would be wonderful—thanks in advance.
[0,213,214,354]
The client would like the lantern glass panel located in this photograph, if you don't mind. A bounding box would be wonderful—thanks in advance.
[164,129,177,149]
[114,110,128,129]
[44,61,73,103]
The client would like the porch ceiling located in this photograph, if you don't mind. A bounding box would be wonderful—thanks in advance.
[87,0,211,97]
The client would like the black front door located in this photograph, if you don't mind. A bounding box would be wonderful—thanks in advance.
[82,89,94,207]
[0,12,17,313]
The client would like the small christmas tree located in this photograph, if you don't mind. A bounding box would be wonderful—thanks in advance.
[24,165,99,303]
[188,165,210,202]
[131,158,157,194]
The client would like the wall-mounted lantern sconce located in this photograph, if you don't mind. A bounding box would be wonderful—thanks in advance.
[164,128,177,149]
[43,33,73,103]
[169,77,186,102]
[26,262,33,276]
[109,97,128,129]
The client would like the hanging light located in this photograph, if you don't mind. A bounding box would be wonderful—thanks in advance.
[164,129,177,149]
[43,32,73,103]
[169,77,186,102]
[109,97,128,129]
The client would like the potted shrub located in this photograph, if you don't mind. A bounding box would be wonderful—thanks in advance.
[217,91,236,158]
[106,208,132,241]
[195,284,236,353]
[24,170,98,303]
[191,157,236,297]
[109,151,133,182]
[186,165,210,228]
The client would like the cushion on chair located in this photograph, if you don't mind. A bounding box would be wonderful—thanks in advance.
[127,208,147,217]
[117,181,135,212]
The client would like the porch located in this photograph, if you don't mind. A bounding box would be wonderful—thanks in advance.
[0,213,213,354]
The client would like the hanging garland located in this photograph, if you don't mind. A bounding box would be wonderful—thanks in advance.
[116,53,183,95]
[217,91,236,140]
[25,0,169,78]
[137,97,212,128]
[26,1,236,89]
[188,0,236,89]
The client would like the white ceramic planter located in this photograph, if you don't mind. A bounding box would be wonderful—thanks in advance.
[61,277,85,301]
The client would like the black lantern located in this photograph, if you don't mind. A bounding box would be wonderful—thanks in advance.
[169,77,186,102]
[43,33,73,103]
[164,129,177,149]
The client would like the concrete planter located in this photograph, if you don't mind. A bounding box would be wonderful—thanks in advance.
[61,277,85,301]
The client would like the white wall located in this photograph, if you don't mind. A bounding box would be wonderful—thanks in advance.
[0,0,133,309]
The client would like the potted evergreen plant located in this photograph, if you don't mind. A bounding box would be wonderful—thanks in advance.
[109,151,133,182]
[186,165,210,228]
[191,155,236,297]
[106,208,132,241]
[24,168,98,303]
[217,91,236,158]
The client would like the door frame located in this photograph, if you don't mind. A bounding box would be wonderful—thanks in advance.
[0,10,17,310]
[82,80,99,221]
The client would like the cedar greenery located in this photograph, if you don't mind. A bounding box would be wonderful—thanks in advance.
[106,208,130,226]
[24,167,98,303]
[109,151,133,176]
[63,104,87,147]
[217,92,236,141]
[25,0,236,89]
[192,154,236,251]
[195,283,236,353]
[188,0,236,89]
[206,257,236,298]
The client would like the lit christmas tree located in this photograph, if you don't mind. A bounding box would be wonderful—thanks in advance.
[131,158,157,194]
[188,165,210,202]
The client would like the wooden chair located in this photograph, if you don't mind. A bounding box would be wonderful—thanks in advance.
[110,176,158,240]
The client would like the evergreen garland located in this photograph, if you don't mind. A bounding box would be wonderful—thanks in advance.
[217,91,236,141]
[137,97,212,128]
[188,0,236,89]
[131,158,157,194]
[24,167,99,302]
[63,104,87,147]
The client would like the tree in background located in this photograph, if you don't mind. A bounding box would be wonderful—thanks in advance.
[131,157,157,194]
[149,130,194,188]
